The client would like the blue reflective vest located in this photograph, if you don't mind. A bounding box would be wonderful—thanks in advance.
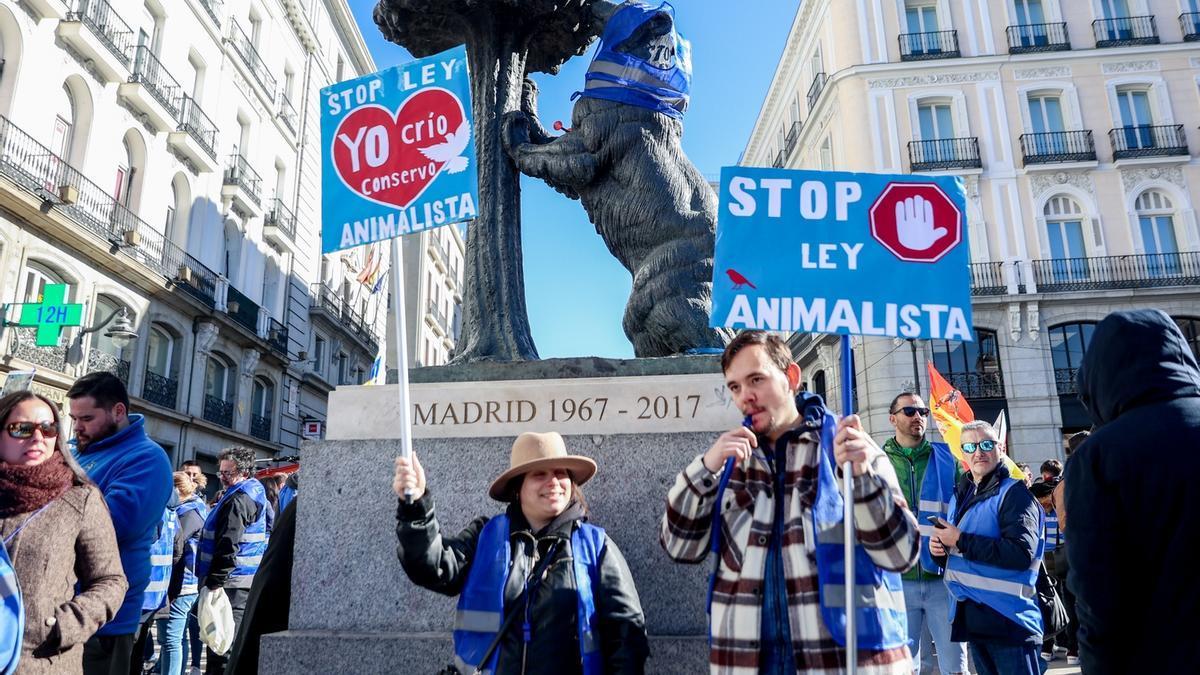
[945,477,1044,638]
[578,1,692,119]
[452,515,605,675]
[142,506,179,611]
[812,412,909,650]
[177,497,209,596]
[917,442,958,575]
[1,543,23,675]
[1044,513,1061,553]
[196,479,269,586]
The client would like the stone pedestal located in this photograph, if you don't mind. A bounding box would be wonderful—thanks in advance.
[262,356,733,674]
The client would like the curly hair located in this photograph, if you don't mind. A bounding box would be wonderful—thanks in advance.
[217,447,256,478]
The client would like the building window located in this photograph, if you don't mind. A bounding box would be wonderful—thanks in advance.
[1114,87,1155,147]
[23,262,65,303]
[1043,196,1088,281]
[250,377,274,441]
[89,296,133,382]
[1174,316,1200,362]
[917,100,955,140]
[203,352,236,428]
[931,328,1005,399]
[338,353,349,384]
[144,324,179,409]
[313,336,326,374]
[819,137,833,170]
[1049,322,1096,395]
[1134,190,1181,275]
[813,370,827,402]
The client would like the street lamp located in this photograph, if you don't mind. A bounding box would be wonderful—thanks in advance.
[66,306,139,366]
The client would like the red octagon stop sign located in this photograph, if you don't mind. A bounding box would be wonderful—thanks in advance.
[869,182,962,263]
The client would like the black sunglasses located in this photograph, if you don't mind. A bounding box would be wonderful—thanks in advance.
[6,421,59,439]
[891,406,930,418]
[962,439,999,454]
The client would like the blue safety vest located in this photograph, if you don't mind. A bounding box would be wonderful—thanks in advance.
[1044,513,1061,553]
[142,506,179,611]
[945,477,1044,638]
[1,543,23,675]
[196,479,269,586]
[917,442,958,575]
[177,497,209,596]
[577,1,692,119]
[452,515,605,675]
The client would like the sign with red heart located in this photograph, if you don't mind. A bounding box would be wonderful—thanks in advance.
[321,46,477,254]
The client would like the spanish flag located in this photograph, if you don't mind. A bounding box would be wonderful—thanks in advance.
[927,362,1025,481]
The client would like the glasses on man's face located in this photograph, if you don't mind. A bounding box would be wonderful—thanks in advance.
[6,421,59,439]
[962,439,999,454]
[891,406,930,418]
[218,470,240,477]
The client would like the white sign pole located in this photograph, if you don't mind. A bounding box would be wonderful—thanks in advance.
[389,236,414,503]
[841,336,857,675]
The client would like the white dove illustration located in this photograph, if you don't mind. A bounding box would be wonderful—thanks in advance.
[417,119,471,174]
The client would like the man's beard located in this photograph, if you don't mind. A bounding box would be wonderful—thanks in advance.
[76,421,120,451]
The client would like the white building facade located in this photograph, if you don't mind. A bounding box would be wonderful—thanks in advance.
[0,0,382,475]
[391,222,464,371]
[745,0,1200,463]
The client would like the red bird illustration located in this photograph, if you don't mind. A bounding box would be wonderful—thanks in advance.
[725,269,756,289]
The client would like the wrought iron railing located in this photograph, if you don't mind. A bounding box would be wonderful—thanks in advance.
[1109,124,1188,159]
[223,153,262,205]
[898,30,960,60]
[1182,12,1200,41]
[67,0,134,66]
[1093,15,1158,47]
[228,22,276,96]
[771,150,784,169]
[178,95,218,159]
[224,285,261,335]
[309,283,377,349]
[9,327,68,372]
[969,262,1008,296]
[250,414,271,441]
[1019,130,1096,165]
[784,120,801,158]
[265,198,296,240]
[129,45,182,119]
[86,348,130,384]
[203,394,234,427]
[278,95,298,134]
[267,317,287,355]
[1030,252,1200,292]
[946,371,1005,399]
[427,300,448,334]
[195,0,221,27]
[908,137,982,171]
[1006,22,1070,53]
[142,370,178,409]
[1055,367,1078,396]
[806,72,827,112]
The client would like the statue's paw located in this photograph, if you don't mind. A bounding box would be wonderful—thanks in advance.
[502,111,530,154]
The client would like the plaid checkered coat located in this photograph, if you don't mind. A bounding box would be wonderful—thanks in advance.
[660,421,919,674]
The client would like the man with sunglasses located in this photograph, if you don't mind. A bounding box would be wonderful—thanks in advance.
[68,372,173,675]
[882,393,967,675]
[928,421,1044,675]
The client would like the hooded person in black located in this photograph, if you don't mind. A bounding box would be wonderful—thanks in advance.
[1065,309,1200,674]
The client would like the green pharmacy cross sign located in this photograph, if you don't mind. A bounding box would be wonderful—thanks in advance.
[15,284,85,346]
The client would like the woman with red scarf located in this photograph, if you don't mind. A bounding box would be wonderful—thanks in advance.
[0,390,126,674]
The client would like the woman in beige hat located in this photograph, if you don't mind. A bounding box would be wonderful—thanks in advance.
[393,431,649,674]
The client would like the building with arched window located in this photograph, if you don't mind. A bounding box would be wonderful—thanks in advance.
[0,0,383,470]
[762,0,1200,463]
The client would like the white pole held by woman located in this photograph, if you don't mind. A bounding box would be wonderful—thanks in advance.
[390,237,414,504]
[841,336,857,675]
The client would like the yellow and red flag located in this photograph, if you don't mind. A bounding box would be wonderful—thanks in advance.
[926,361,1025,481]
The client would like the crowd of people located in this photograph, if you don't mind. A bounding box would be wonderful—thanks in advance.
[1,372,296,675]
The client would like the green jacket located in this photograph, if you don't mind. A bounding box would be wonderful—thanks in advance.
[883,437,960,581]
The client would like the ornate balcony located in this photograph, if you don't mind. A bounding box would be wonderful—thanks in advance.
[1093,16,1158,48]
[250,414,271,441]
[1019,130,1097,166]
[969,261,1008,296]
[266,317,288,356]
[9,327,68,373]
[946,371,1005,400]
[119,45,183,131]
[86,348,130,384]
[142,370,178,409]
[309,283,378,351]
[193,0,222,28]
[1183,12,1200,41]
[203,395,234,428]
[168,95,219,172]
[228,22,276,99]
[57,0,134,83]
[263,198,297,254]
[1006,22,1070,53]
[222,153,262,218]
[1030,252,1200,293]
[1109,124,1188,160]
[806,72,827,112]
[898,30,960,61]
[1055,367,1078,396]
[783,120,802,159]
[908,137,981,172]
[225,285,261,336]
[278,95,299,135]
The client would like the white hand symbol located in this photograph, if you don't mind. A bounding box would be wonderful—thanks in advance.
[895,195,948,251]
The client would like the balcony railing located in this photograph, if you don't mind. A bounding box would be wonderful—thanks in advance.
[771,150,784,169]
[1109,124,1188,160]
[195,0,221,27]
[969,261,1008,296]
[1055,367,1078,396]
[899,30,960,61]
[86,347,130,384]
[225,285,260,335]
[228,22,276,96]
[267,317,287,355]
[178,95,218,159]
[1006,22,1070,53]
[67,0,134,66]
[908,137,981,171]
[278,95,298,134]
[0,114,221,308]
[203,395,234,428]
[309,283,378,349]
[783,120,801,158]
[1019,130,1096,165]
[142,370,178,409]
[223,153,262,205]
[806,72,827,112]
[1030,252,1200,292]
[1093,16,1158,47]
[427,300,449,334]
[946,371,1005,399]
[130,45,183,119]
[10,327,68,372]
[250,414,271,441]
[265,198,297,240]
[1183,12,1200,41]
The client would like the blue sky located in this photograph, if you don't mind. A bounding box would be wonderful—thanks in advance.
[347,1,800,358]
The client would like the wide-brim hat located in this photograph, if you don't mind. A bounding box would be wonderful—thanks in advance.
[488,431,597,500]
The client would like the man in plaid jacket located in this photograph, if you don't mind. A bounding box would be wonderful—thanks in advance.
[661,331,919,673]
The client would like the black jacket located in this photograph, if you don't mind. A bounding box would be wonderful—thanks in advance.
[205,490,261,590]
[396,492,649,674]
[933,464,1042,645]
[1066,309,1200,674]
[227,497,296,675]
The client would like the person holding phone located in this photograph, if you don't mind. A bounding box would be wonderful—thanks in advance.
[928,421,1044,675]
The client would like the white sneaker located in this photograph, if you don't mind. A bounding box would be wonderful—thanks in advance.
[1067,654,1081,666]
[1040,651,1053,661]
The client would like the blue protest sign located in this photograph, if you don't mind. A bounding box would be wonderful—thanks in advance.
[711,167,973,341]
[321,45,477,254]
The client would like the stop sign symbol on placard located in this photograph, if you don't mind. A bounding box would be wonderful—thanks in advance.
[869,182,962,263]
